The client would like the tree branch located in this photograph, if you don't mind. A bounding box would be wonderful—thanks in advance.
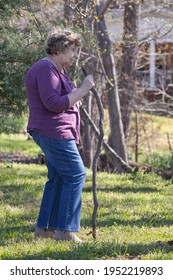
[80,106,132,173]
[140,24,173,45]
[98,0,114,18]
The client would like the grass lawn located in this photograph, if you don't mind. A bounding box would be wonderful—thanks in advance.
[0,133,41,157]
[0,164,173,259]
[128,113,173,166]
[0,133,173,260]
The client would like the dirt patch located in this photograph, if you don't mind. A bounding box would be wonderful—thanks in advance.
[0,152,45,165]
[1,152,172,180]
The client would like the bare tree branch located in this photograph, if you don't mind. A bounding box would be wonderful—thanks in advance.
[138,107,173,116]
[140,24,173,45]
[98,0,114,18]
[80,106,132,173]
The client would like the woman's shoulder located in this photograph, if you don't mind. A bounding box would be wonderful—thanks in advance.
[32,58,53,70]
[27,58,58,76]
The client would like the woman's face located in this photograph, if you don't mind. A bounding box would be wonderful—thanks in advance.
[58,44,79,68]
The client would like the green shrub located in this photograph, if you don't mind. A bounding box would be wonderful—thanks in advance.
[144,152,173,169]
[0,114,26,134]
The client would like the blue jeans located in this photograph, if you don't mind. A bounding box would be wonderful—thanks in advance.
[30,131,86,232]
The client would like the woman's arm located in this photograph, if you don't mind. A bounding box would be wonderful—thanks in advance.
[68,75,94,107]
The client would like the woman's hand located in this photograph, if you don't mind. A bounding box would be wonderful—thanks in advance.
[81,75,95,91]
[68,75,95,107]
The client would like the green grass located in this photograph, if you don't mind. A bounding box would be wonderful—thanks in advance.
[1,112,173,169]
[128,113,173,166]
[0,133,41,157]
[0,133,173,260]
[0,161,173,260]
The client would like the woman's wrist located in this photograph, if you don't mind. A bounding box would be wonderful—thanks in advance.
[68,75,94,107]
[68,86,89,107]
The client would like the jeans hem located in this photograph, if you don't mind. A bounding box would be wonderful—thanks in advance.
[36,225,79,232]
[49,227,79,232]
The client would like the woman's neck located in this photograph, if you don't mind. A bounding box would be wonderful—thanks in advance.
[47,55,64,72]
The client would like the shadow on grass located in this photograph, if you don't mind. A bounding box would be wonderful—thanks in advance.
[0,225,32,246]
[81,215,173,228]
[1,212,173,260]
[83,186,159,194]
[1,239,173,260]
[0,183,41,206]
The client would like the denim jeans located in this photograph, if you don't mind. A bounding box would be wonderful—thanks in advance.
[30,131,86,232]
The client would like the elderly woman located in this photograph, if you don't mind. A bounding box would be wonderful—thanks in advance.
[25,29,94,242]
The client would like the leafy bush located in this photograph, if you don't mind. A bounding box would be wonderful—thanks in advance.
[0,114,26,134]
[144,152,173,169]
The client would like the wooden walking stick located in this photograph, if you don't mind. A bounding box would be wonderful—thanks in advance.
[81,67,104,239]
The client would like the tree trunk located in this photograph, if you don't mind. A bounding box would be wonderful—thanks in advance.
[119,0,140,141]
[95,4,128,172]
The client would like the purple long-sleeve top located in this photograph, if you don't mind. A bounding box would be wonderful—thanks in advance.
[25,58,80,144]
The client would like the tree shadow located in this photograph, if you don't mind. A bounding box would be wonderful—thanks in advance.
[0,183,41,206]
[81,214,173,228]
[0,225,33,246]
[83,185,159,194]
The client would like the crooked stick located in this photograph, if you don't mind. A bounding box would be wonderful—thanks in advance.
[81,67,104,239]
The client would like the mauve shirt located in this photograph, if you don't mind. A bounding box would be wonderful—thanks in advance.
[25,58,80,144]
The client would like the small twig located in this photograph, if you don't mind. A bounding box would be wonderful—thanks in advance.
[167,133,173,158]
[166,132,173,172]
[140,24,173,45]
